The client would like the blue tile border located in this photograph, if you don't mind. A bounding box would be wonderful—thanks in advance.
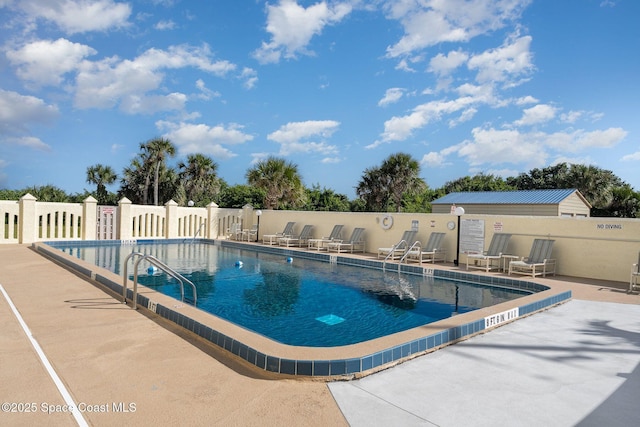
[34,240,572,378]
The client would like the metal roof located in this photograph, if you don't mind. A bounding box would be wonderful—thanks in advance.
[432,189,584,205]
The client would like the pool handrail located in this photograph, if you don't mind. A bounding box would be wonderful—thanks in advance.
[185,222,206,243]
[398,241,422,271]
[123,251,197,309]
[382,239,409,271]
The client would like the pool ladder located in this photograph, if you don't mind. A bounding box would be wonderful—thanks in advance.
[185,222,206,243]
[382,239,409,271]
[122,251,197,310]
[389,241,423,273]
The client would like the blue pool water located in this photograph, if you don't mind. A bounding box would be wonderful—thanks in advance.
[56,241,529,347]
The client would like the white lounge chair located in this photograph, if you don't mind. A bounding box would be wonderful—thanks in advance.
[327,228,366,253]
[509,239,556,277]
[279,224,314,247]
[466,233,512,272]
[242,224,259,242]
[227,223,242,240]
[307,225,343,251]
[262,221,295,245]
[630,252,640,293]
[378,230,418,260]
[404,232,446,264]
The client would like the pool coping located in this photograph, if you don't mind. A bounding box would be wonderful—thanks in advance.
[33,239,571,379]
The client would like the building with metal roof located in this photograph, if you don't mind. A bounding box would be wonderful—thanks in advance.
[431,189,591,217]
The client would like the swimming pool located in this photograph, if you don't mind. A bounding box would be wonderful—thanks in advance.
[53,240,529,347]
[37,239,571,377]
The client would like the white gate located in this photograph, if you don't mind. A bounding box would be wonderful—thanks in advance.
[97,206,118,240]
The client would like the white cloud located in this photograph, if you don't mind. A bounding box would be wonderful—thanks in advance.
[378,88,405,106]
[621,151,640,161]
[420,151,448,167]
[560,110,582,123]
[321,156,341,164]
[18,0,131,34]
[134,45,235,76]
[268,120,339,143]
[4,136,51,150]
[376,39,538,146]
[458,127,546,167]
[385,0,531,57]
[6,38,96,86]
[428,49,469,76]
[253,0,352,63]
[419,143,462,166]
[365,140,384,149]
[120,93,188,114]
[0,90,58,148]
[545,128,627,152]
[467,35,534,85]
[194,79,220,100]
[456,126,628,168]
[515,95,538,105]
[513,104,557,127]
[379,96,476,142]
[268,120,340,156]
[395,59,416,72]
[448,107,477,127]
[74,44,236,111]
[560,110,604,124]
[454,82,496,103]
[156,121,254,159]
[75,56,162,109]
[155,20,176,30]
[240,67,258,89]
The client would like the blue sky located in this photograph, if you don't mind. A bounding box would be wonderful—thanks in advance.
[1,0,639,199]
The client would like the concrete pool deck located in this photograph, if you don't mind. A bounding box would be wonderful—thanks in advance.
[1,243,639,426]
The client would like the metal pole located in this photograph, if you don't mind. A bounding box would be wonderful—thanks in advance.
[453,206,465,266]
[455,215,461,266]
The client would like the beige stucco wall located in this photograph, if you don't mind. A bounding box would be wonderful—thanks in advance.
[255,209,639,284]
[3,197,637,285]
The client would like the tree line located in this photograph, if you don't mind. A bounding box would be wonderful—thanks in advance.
[1,138,638,217]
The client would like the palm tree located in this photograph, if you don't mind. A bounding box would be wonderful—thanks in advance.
[356,166,388,212]
[178,154,221,206]
[119,155,149,204]
[245,157,306,209]
[356,153,426,212]
[140,137,176,205]
[566,164,621,211]
[86,164,117,204]
[380,153,426,212]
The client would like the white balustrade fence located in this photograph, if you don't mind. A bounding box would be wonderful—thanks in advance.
[0,194,251,244]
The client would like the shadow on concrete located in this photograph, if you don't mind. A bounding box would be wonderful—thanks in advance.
[575,320,640,426]
[65,297,130,309]
[459,317,640,427]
